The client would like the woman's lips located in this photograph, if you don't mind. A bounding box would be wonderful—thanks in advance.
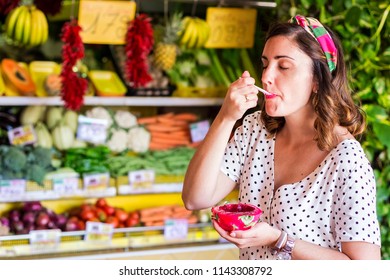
[254,85,277,98]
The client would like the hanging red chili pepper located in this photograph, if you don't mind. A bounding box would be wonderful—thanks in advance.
[124,13,154,88]
[60,19,87,111]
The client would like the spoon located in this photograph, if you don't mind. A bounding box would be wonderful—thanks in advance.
[253,85,273,96]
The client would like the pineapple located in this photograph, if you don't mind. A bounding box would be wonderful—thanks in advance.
[153,12,183,71]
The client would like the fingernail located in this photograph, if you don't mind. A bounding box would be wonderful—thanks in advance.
[230,232,236,237]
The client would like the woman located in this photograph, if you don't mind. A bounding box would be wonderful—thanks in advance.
[182,15,381,260]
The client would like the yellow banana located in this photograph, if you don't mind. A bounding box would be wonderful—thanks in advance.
[30,7,43,47]
[5,6,25,41]
[22,6,32,46]
[187,19,199,48]
[198,19,211,48]
[195,18,206,48]
[13,6,28,45]
[36,8,49,45]
[180,17,196,47]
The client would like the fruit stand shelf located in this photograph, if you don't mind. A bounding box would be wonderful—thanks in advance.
[0,96,224,107]
[0,222,228,259]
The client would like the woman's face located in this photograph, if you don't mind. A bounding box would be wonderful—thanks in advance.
[261,35,316,118]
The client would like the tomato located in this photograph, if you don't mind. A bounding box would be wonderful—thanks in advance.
[96,208,107,222]
[115,208,128,223]
[105,216,119,228]
[103,205,115,216]
[80,209,96,221]
[125,211,140,227]
[95,198,107,209]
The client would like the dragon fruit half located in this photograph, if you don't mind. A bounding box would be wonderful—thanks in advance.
[211,203,262,232]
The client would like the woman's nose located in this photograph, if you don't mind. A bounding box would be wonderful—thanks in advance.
[261,67,273,88]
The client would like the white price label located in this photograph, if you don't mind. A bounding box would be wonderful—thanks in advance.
[76,115,108,144]
[53,177,79,195]
[30,229,61,251]
[164,219,189,240]
[190,120,210,143]
[30,229,61,245]
[85,221,113,243]
[0,179,26,196]
[128,170,155,190]
[83,173,110,190]
[8,125,37,146]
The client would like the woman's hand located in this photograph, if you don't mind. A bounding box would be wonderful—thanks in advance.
[218,71,259,122]
[212,219,280,249]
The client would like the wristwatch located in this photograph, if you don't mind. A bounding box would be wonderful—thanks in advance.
[275,235,295,260]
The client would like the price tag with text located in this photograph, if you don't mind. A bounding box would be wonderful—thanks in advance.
[205,7,257,48]
[30,229,61,251]
[164,219,189,240]
[79,0,136,44]
[83,173,110,191]
[190,120,210,143]
[77,115,108,144]
[8,125,37,146]
[85,221,113,243]
[53,177,79,195]
[128,169,155,190]
[0,179,26,197]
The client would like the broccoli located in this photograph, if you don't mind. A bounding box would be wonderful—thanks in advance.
[2,146,27,172]
[25,164,46,185]
[27,146,52,168]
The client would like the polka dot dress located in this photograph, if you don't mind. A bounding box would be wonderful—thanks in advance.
[220,111,381,260]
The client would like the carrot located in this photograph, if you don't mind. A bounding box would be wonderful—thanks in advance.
[137,116,159,125]
[187,215,199,224]
[141,213,169,223]
[174,113,198,122]
[146,124,186,133]
[151,136,190,145]
[139,205,172,216]
[151,131,190,140]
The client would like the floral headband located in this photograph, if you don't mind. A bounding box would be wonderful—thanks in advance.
[290,15,338,72]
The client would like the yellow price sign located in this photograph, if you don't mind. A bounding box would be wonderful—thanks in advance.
[78,0,136,44]
[205,7,257,48]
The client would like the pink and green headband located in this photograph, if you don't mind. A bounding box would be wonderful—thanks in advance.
[290,15,338,72]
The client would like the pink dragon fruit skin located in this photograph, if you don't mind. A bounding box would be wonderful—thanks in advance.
[211,203,262,231]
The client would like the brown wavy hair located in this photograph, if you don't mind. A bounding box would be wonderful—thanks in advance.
[260,22,366,151]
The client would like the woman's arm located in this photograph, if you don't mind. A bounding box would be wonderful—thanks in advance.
[182,71,258,210]
[213,221,381,260]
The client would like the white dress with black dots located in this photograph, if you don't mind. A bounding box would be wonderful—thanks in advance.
[220,111,381,260]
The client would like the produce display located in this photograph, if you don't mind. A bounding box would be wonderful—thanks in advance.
[211,203,263,231]
[0,198,200,235]
[0,2,258,255]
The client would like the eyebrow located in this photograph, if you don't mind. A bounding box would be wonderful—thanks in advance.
[261,55,295,61]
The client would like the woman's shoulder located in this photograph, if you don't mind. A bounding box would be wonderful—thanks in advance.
[332,139,372,170]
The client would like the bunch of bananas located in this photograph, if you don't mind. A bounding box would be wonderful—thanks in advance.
[179,17,210,49]
[4,5,49,48]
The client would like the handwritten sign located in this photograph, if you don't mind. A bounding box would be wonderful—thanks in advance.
[78,0,136,44]
[205,7,257,48]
